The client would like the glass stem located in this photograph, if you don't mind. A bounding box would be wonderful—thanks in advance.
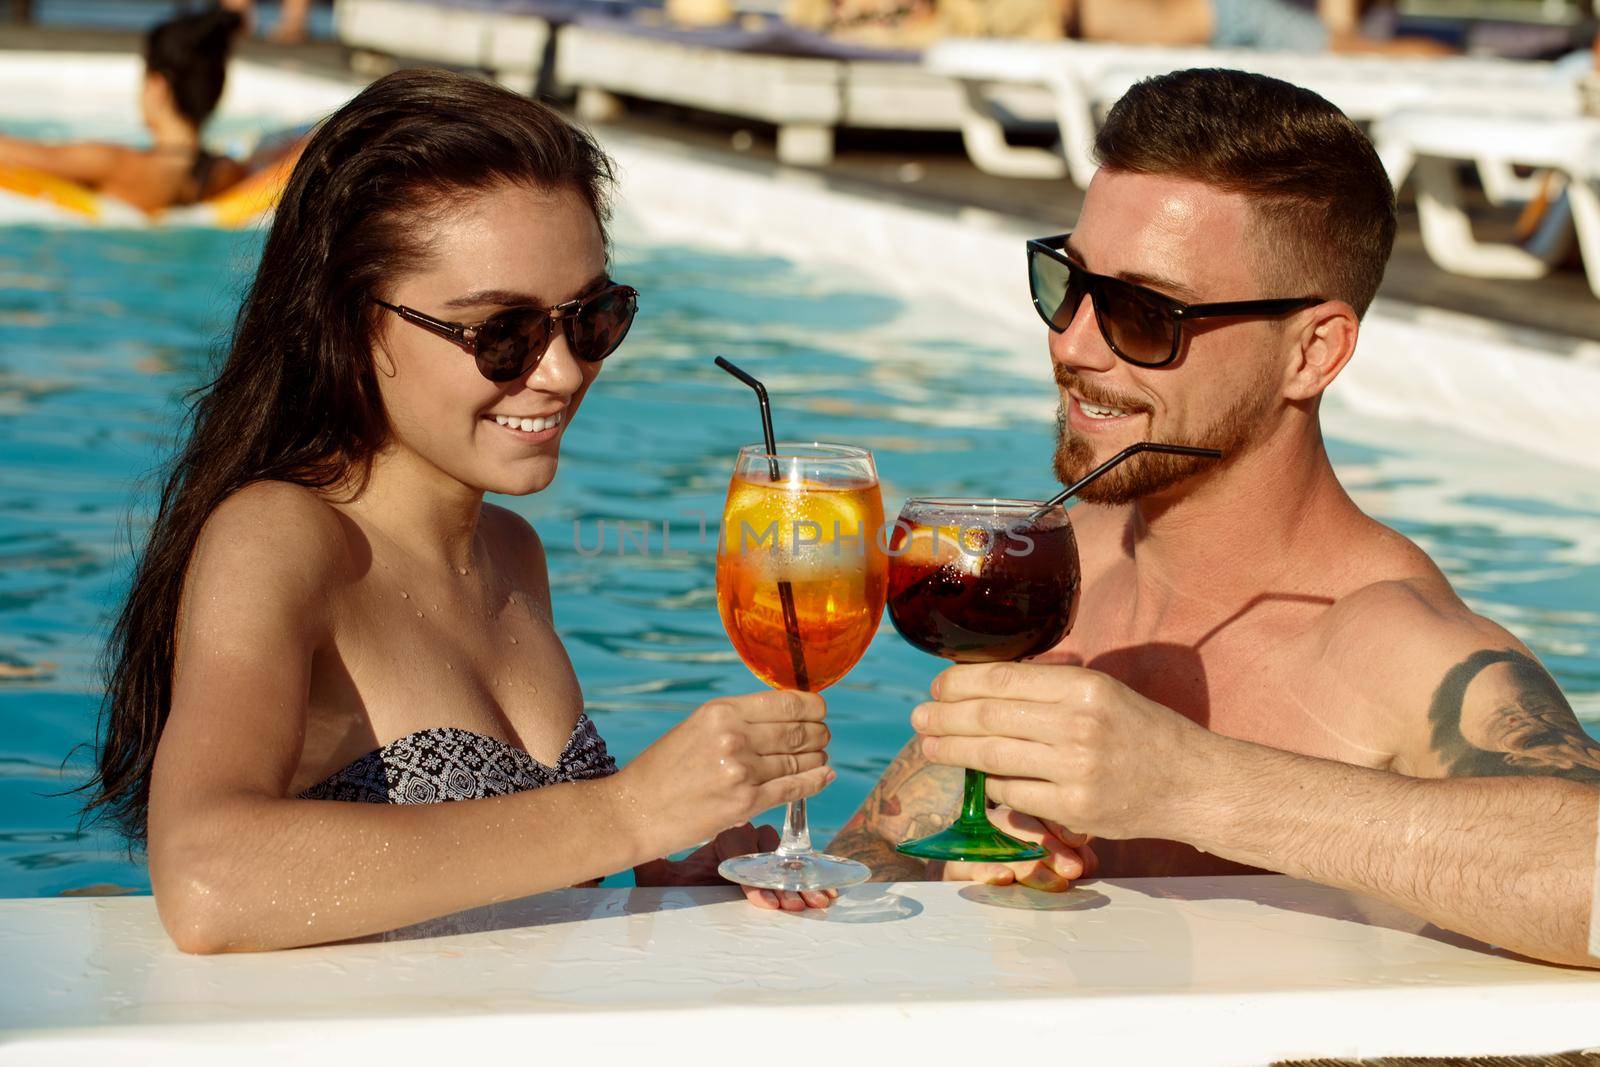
[776,798,812,856]
[955,769,990,830]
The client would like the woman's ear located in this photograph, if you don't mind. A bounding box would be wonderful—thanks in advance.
[142,71,174,114]
[1283,301,1360,402]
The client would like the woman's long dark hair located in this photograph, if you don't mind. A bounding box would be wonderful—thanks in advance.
[85,68,615,843]
[144,7,243,128]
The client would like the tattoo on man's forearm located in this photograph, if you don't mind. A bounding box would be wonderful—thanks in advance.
[826,821,931,882]
[824,735,964,879]
[1428,648,1600,784]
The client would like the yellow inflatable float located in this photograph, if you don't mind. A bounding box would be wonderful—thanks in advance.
[0,151,296,228]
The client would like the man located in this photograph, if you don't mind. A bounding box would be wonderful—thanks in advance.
[828,68,1600,968]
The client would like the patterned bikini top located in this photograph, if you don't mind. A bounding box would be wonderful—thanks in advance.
[299,714,617,805]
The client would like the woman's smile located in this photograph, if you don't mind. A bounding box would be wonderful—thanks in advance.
[485,408,565,444]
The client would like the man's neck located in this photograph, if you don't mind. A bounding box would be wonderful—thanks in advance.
[338,444,486,575]
[1120,418,1357,613]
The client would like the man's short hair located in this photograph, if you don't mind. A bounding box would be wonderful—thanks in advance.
[1094,68,1397,316]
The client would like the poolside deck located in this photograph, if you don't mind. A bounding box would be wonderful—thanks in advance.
[4,24,1597,345]
[595,105,1600,348]
[4,876,1600,1064]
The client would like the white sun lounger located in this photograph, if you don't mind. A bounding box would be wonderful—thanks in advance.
[335,0,562,94]
[929,37,1580,191]
[554,20,1054,166]
[1376,108,1600,299]
[335,0,1056,166]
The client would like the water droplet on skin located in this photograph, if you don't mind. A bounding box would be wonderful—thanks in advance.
[415,611,424,618]
[458,567,469,576]
[509,636,518,645]
[400,591,409,600]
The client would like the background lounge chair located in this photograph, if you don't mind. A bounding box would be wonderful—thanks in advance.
[333,0,1056,165]
[1376,108,1600,300]
[927,37,1582,190]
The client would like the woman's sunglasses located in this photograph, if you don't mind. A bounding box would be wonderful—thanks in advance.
[374,283,639,383]
[1026,234,1320,368]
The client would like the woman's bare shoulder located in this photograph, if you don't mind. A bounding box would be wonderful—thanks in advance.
[480,502,550,590]
[481,502,543,552]
[188,482,361,612]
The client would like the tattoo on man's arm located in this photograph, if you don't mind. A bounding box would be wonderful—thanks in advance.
[827,817,931,882]
[824,735,964,880]
[1428,648,1600,784]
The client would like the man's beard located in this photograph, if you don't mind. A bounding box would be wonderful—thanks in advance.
[1052,365,1270,505]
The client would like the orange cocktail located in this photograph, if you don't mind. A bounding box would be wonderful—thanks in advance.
[712,441,885,893]
[716,471,886,692]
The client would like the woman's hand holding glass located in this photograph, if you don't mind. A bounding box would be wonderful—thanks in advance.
[615,689,837,900]
[635,824,839,910]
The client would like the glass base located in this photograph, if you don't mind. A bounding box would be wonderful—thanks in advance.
[896,823,1048,864]
[717,850,871,893]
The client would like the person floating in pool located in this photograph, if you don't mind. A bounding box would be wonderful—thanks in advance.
[0,8,251,213]
[83,69,837,953]
[831,68,1600,969]
[1066,0,1455,55]
[220,0,314,44]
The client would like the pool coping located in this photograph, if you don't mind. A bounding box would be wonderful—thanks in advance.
[3,877,1599,1064]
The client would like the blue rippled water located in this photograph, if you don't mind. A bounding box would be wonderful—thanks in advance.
[1,220,1596,898]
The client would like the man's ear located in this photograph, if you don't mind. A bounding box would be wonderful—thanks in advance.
[1283,300,1360,402]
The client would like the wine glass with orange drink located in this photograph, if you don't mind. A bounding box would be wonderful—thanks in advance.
[714,441,886,892]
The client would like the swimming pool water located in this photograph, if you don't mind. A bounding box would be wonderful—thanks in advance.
[1,220,1597,898]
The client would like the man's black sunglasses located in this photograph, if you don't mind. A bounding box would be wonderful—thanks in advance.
[374,282,639,383]
[1026,234,1320,368]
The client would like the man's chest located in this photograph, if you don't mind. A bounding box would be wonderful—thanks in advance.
[1044,581,1393,770]
[1044,593,1399,878]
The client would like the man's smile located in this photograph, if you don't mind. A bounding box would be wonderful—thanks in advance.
[1062,386,1151,436]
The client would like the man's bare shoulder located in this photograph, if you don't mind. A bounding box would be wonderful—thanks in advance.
[1314,569,1507,690]
[1308,565,1596,779]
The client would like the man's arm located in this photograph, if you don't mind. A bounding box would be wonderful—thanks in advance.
[916,657,1600,967]
[1189,745,1598,967]
[1426,648,1600,784]
[1186,645,1592,966]
[825,736,961,880]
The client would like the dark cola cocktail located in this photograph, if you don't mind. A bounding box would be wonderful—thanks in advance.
[886,498,1081,864]
[883,445,1218,864]
[887,505,1080,663]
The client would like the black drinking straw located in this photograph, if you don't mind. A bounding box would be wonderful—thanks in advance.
[715,357,811,691]
[1029,442,1224,521]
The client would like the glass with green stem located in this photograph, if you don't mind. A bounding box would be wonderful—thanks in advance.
[886,442,1221,862]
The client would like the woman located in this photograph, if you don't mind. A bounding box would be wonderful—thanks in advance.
[0,8,249,212]
[84,68,837,953]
